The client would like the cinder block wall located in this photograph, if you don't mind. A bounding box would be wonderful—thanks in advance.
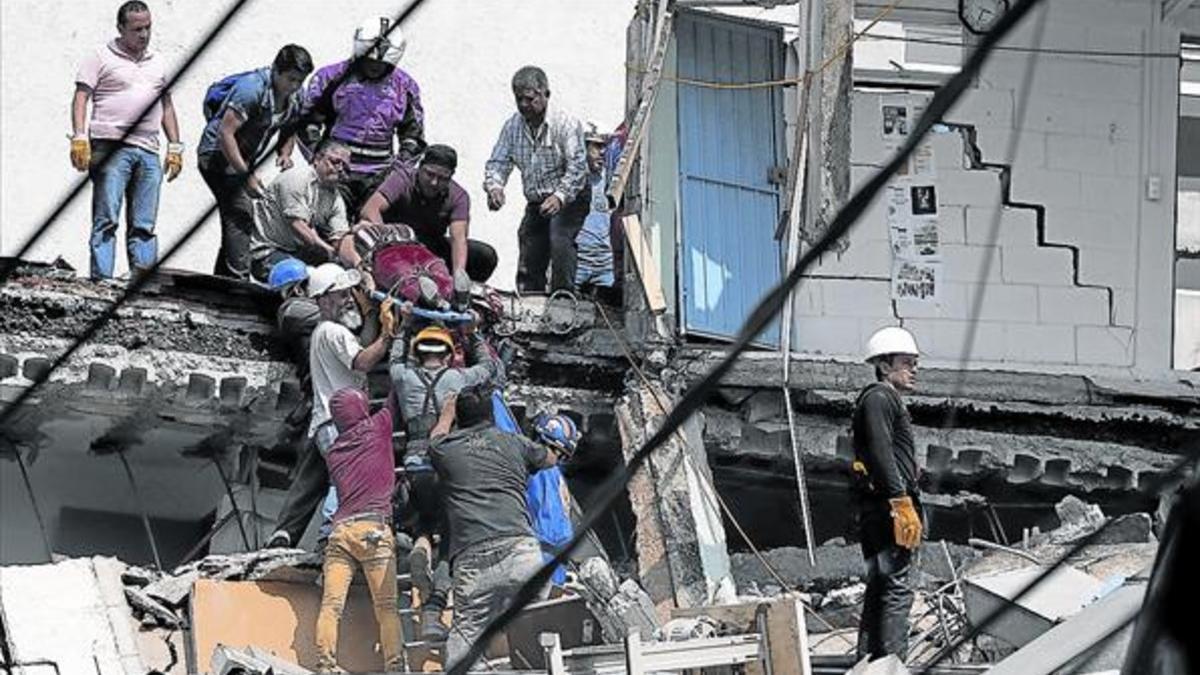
[794,0,1181,375]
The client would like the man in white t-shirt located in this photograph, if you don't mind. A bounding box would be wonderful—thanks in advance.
[307,263,393,451]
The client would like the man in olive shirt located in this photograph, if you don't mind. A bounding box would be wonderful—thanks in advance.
[430,385,565,669]
[249,140,358,283]
[852,327,923,662]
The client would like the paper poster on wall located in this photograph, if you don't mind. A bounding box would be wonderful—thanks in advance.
[898,141,937,179]
[891,260,941,302]
[910,185,937,215]
[885,182,941,261]
[910,219,940,259]
[881,95,909,146]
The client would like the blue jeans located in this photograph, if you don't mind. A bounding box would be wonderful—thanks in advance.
[446,535,549,669]
[89,140,161,279]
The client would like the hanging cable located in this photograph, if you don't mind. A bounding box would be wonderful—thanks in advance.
[595,302,855,645]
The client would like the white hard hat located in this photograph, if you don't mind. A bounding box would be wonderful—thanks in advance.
[864,326,920,362]
[353,16,406,66]
[307,263,362,298]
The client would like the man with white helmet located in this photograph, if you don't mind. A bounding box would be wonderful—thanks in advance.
[307,262,393,452]
[853,326,924,662]
[302,17,425,217]
[295,263,394,553]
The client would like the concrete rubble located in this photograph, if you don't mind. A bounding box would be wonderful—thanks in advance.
[724,495,1162,671]
[572,556,661,642]
[0,548,675,674]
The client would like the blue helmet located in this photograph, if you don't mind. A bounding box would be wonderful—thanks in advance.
[268,258,309,292]
[533,413,580,458]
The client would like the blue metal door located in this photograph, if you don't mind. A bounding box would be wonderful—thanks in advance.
[677,12,784,345]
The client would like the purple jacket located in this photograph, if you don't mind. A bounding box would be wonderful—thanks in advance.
[304,60,425,174]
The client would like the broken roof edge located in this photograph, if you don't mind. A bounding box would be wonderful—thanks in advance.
[673,347,1200,408]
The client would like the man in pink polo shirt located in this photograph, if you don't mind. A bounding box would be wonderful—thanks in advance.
[70,1,182,280]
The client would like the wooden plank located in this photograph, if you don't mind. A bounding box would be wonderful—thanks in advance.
[623,214,669,313]
[189,578,387,674]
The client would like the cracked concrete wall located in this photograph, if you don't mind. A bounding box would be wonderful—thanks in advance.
[791,0,1185,376]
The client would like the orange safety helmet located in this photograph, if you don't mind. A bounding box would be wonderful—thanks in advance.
[412,326,455,356]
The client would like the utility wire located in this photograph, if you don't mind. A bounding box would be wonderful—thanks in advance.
[446,0,1049,670]
[857,31,1181,60]
[0,0,429,432]
[0,0,255,286]
[621,0,904,91]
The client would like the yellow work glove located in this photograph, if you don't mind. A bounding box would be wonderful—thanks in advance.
[70,136,91,171]
[379,298,397,337]
[889,496,923,549]
[164,142,184,182]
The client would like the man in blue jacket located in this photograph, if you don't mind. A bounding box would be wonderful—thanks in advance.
[198,45,313,279]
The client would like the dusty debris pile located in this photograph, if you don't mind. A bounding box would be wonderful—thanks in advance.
[119,549,321,629]
[730,495,1160,671]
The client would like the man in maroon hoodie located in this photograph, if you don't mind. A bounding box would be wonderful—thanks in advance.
[314,387,402,673]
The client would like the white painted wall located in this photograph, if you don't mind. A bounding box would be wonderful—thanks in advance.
[791,0,1189,376]
[0,0,634,289]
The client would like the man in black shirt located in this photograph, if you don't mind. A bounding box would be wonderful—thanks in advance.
[852,326,923,662]
[264,258,324,549]
[430,385,563,669]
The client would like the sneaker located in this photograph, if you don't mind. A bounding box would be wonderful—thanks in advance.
[409,539,432,598]
[420,607,449,643]
[264,530,291,549]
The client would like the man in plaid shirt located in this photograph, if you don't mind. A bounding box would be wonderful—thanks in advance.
[484,66,588,292]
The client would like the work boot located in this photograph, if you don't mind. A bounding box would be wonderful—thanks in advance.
[420,607,449,643]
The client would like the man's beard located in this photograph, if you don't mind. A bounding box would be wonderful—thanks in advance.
[338,306,363,331]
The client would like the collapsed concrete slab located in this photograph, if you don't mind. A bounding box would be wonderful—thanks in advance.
[0,557,147,674]
[616,379,737,617]
[961,564,1104,650]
